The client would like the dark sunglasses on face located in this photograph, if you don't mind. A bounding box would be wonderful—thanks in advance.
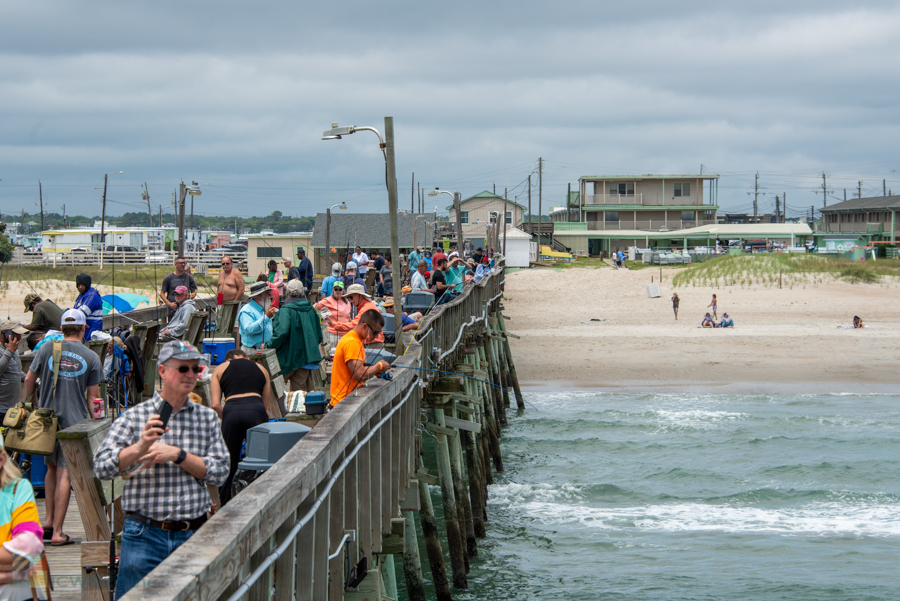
[174,365,203,374]
[221,262,231,266]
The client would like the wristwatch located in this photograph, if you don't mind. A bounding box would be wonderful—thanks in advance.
[175,448,187,465]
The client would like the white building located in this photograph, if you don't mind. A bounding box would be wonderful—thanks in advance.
[501,227,534,268]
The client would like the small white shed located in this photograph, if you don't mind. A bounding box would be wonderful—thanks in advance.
[501,227,533,268]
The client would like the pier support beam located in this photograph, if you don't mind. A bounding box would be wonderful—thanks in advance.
[497,312,525,410]
[432,409,468,589]
[401,510,427,601]
[418,477,452,600]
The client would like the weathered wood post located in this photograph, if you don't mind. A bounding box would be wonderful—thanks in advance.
[430,407,468,589]
[417,478,452,601]
[497,311,525,409]
[402,510,426,601]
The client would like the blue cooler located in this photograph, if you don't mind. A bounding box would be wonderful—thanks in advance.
[202,338,236,365]
[305,391,326,415]
[24,455,47,488]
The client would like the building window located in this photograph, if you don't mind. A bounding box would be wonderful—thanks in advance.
[609,183,634,196]
[605,211,619,223]
[460,211,469,225]
[505,211,512,225]
[681,211,696,221]
[674,183,691,197]
[257,246,282,258]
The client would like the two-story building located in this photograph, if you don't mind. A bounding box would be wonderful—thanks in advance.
[447,191,525,241]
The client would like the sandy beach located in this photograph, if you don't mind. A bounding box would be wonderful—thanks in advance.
[504,264,900,392]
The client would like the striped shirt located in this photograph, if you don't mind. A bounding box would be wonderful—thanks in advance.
[93,392,230,521]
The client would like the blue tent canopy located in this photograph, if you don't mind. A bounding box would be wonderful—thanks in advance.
[101,294,150,315]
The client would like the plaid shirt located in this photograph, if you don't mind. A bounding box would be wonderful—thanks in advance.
[94,392,230,521]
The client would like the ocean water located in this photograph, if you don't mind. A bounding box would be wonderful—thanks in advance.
[419,391,900,601]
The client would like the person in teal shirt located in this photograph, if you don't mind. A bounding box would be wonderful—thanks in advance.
[237,282,274,352]
[407,247,422,274]
[319,262,342,298]
[445,255,467,293]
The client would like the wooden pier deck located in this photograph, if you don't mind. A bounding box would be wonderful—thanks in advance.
[36,496,89,601]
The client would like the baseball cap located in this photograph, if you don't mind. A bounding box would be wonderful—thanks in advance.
[333,280,345,290]
[346,261,358,270]
[158,340,206,364]
[61,308,86,326]
[23,293,40,312]
[285,279,305,294]
[174,285,189,295]
[0,320,28,335]
[331,262,342,276]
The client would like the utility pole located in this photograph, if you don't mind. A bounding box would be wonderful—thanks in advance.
[144,183,152,227]
[100,173,109,268]
[858,180,863,199]
[884,179,887,196]
[844,189,847,202]
[325,207,332,273]
[418,182,421,213]
[775,195,780,222]
[411,172,415,212]
[753,172,759,217]
[822,172,828,208]
[384,116,403,355]
[177,182,187,257]
[783,193,786,223]
[493,183,496,195]
[538,157,543,244]
[528,174,532,230]
[190,191,194,230]
[453,191,464,255]
[503,188,508,256]
[62,204,67,229]
[38,181,44,233]
[159,205,162,228]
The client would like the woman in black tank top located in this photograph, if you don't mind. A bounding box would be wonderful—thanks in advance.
[210,350,277,505]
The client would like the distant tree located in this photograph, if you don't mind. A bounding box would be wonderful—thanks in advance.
[0,223,16,289]
[271,211,282,222]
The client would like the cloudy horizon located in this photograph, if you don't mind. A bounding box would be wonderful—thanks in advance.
[1,0,899,220]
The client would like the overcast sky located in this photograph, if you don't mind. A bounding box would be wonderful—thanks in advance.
[1,0,899,220]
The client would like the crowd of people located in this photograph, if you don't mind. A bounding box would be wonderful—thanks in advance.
[0,243,498,599]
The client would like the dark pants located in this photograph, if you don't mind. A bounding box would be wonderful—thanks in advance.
[116,517,197,599]
[219,396,268,505]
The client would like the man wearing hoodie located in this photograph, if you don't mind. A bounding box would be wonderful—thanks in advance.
[74,273,104,341]
[268,280,323,393]
[162,286,197,339]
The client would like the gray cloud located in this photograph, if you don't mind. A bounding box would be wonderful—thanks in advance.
[1,1,899,218]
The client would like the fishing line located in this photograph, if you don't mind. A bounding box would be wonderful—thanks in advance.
[389,365,537,411]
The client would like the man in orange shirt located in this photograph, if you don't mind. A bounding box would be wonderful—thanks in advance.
[331,283,385,345]
[330,311,390,406]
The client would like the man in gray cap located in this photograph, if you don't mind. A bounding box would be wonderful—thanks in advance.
[237,281,275,353]
[0,320,28,412]
[319,262,343,298]
[94,340,229,598]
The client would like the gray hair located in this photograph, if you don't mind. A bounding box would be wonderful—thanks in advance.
[418,260,427,268]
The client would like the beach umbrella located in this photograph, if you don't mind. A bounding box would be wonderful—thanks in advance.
[101,293,150,315]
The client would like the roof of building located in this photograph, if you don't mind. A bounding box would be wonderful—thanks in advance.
[819,195,900,212]
[447,191,527,212]
[552,223,812,239]
[579,174,720,181]
[310,213,435,248]
[502,227,532,240]
[245,232,313,239]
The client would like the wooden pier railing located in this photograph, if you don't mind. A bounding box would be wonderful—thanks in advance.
[125,265,521,601]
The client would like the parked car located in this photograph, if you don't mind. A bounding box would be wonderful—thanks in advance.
[144,250,169,264]
[104,246,143,264]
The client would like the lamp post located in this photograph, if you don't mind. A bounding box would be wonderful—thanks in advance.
[184,182,201,258]
[99,171,123,268]
[325,202,348,272]
[428,189,462,254]
[323,119,403,354]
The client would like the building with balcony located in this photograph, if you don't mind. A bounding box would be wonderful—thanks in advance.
[819,195,898,238]
[575,174,720,231]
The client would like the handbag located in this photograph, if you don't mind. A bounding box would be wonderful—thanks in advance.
[3,341,61,456]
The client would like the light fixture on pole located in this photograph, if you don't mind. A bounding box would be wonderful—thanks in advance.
[187,182,201,231]
[429,189,463,253]
[325,201,348,272]
[99,171,123,269]
[322,119,402,354]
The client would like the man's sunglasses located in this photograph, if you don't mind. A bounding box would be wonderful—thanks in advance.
[221,262,231,266]
[174,365,203,374]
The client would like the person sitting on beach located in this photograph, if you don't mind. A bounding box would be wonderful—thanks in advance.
[701,313,714,328]
[853,316,864,329]
[718,313,734,328]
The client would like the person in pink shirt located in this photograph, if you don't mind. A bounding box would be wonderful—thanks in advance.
[314,281,353,353]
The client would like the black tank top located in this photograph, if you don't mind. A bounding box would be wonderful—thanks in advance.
[220,358,266,398]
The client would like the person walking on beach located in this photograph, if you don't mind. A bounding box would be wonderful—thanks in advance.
[671,293,680,320]
[707,294,718,320]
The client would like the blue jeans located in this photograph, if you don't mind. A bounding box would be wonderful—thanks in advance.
[115,517,198,599]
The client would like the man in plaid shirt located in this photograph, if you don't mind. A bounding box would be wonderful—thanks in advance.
[94,341,229,599]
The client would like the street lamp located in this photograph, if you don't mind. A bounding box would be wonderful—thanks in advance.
[99,171,124,268]
[322,118,402,354]
[429,189,464,254]
[325,202,348,271]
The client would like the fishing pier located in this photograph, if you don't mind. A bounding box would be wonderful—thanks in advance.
[94,264,522,601]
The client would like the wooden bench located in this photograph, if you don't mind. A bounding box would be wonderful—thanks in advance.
[58,418,123,601]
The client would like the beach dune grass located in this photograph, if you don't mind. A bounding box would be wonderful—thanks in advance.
[672,254,900,288]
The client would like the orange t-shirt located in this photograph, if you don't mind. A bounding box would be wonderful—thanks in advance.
[330,329,367,406]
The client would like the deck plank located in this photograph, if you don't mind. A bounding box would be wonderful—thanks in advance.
[37,495,91,600]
